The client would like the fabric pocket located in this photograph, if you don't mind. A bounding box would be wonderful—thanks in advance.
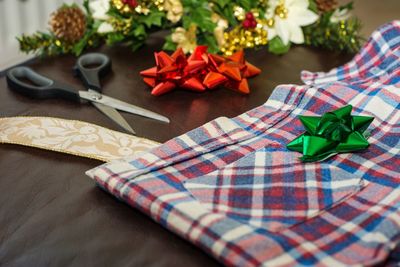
[183,145,368,232]
[87,116,258,190]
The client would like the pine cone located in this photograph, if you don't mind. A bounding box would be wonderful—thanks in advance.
[316,0,338,12]
[49,6,86,43]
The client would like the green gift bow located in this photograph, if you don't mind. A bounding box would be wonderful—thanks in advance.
[287,105,374,162]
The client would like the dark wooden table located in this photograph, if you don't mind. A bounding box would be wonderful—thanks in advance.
[0,2,398,266]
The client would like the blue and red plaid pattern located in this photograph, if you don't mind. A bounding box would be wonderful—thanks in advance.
[87,21,400,266]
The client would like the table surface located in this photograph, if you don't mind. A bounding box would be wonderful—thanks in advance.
[0,2,399,266]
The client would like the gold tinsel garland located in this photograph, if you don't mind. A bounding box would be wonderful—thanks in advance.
[111,17,133,35]
[221,6,268,56]
[17,0,363,57]
[111,0,164,15]
[221,25,268,56]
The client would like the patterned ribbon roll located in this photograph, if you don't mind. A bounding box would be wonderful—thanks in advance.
[0,117,159,162]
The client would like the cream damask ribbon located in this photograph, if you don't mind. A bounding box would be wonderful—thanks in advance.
[0,117,160,162]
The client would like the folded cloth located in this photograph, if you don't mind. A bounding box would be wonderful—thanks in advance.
[87,21,400,266]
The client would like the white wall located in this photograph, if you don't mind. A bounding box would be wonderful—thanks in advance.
[0,0,82,71]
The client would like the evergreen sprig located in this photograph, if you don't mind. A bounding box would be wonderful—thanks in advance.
[17,0,363,57]
[303,2,362,53]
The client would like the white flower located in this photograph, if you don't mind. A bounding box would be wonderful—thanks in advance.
[211,13,228,47]
[98,22,114,33]
[89,0,115,33]
[89,0,111,20]
[171,26,197,54]
[164,0,183,23]
[265,0,319,45]
[330,8,351,23]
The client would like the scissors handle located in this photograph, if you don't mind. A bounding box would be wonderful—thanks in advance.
[6,67,80,101]
[74,53,111,92]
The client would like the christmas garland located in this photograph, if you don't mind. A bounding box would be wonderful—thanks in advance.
[18,0,362,57]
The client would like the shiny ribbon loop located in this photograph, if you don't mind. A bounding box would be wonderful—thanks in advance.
[287,105,374,162]
[140,46,261,96]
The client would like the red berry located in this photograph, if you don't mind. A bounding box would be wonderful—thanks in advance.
[245,12,254,20]
[122,0,138,7]
[242,20,251,29]
[251,20,257,28]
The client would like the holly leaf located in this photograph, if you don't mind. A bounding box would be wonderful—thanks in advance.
[308,0,318,13]
[238,0,252,10]
[268,37,291,55]
[183,8,215,32]
[214,3,237,26]
[141,10,164,28]
[181,0,215,32]
[214,0,230,8]
[198,32,219,53]
[133,24,146,37]
[106,32,125,44]
[162,35,177,51]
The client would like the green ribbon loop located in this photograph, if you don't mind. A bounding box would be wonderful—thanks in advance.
[287,105,374,162]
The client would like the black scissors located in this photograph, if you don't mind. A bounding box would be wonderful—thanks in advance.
[6,53,170,134]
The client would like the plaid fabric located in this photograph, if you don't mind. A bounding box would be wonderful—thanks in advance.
[87,21,400,266]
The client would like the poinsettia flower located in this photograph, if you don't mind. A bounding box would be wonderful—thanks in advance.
[264,0,319,45]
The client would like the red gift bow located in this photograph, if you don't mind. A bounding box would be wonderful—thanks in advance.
[140,46,261,96]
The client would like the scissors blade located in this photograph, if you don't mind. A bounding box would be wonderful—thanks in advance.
[79,91,170,123]
[91,102,136,135]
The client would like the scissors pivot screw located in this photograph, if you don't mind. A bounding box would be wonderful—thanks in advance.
[88,89,103,101]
